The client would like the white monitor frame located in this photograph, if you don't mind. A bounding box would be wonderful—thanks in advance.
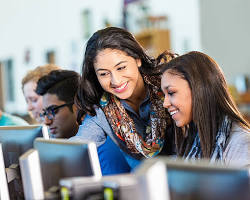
[0,144,10,200]
[19,149,44,200]
[0,125,49,199]
[34,138,102,192]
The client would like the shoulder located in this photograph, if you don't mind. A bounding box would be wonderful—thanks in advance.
[223,123,250,167]
[71,108,112,147]
[81,108,112,131]
[227,123,250,145]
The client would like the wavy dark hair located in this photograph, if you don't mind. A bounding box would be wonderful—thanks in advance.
[160,51,250,158]
[76,26,173,115]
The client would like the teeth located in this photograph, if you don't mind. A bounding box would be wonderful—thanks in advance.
[116,82,127,90]
[170,110,178,116]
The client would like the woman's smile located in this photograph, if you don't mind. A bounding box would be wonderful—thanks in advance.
[113,82,128,93]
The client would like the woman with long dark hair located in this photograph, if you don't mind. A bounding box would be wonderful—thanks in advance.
[161,51,250,167]
[72,27,173,172]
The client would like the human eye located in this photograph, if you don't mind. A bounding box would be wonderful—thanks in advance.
[98,71,109,77]
[31,98,38,103]
[117,66,126,71]
[168,90,175,96]
[52,108,59,114]
[27,97,37,103]
[46,106,55,113]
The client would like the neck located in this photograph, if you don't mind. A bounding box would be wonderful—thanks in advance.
[125,76,147,113]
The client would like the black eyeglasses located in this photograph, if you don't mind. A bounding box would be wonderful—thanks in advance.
[39,102,73,121]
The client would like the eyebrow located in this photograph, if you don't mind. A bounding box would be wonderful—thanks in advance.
[95,61,127,72]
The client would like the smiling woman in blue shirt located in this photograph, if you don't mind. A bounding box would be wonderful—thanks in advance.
[71,27,175,173]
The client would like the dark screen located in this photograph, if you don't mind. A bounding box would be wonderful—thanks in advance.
[167,167,250,200]
[34,139,95,191]
[0,125,44,199]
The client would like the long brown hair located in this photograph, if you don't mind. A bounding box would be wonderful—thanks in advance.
[160,51,249,158]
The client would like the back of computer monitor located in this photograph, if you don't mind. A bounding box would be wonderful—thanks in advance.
[135,158,170,200]
[34,138,102,192]
[0,125,49,199]
[19,149,44,200]
[0,125,49,168]
[165,159,250,200]
[0,144,10,200]
[135,157,250,200]
[59,174,139,200]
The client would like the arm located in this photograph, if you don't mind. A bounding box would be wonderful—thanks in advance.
[70,108,131,175]
[98,136,131,175]
[70,108,112,147]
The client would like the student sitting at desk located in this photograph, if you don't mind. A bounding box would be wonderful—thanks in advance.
[160,51,250,167]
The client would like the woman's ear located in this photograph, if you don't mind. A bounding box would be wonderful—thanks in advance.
[136,59,142,68]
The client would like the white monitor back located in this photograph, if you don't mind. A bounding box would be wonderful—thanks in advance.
[0,125,49,167]
[0,125,48,199]
[19,149,44,200]
[34,138,102,192]
[135,157,250,200]
[0,144,10,200]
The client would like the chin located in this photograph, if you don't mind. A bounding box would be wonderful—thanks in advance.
[175,121,184,128]
[117,92,133,100]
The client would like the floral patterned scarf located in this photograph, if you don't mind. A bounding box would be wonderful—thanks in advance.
[100,74,171,159]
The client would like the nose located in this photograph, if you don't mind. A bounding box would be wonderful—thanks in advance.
[163,95,171,109]
[110,72,121,86]
[44,115,52,126]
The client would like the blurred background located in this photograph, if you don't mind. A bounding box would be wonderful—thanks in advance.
[0,0,249,122]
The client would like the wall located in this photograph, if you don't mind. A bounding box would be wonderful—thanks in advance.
[0,0,122,113]
[127,0,201,54]
[0,0,200,114]
[200,0,250,84]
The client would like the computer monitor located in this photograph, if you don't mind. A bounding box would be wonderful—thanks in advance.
[135,158,170,200]
[135,157,250,200]
[19,149,44,200]
[0,125,49,199]
[59,173,139,200]
[0,144,10,200]
[33,138,102,195]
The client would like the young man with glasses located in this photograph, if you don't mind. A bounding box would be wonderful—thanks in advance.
[36,70,80,138]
